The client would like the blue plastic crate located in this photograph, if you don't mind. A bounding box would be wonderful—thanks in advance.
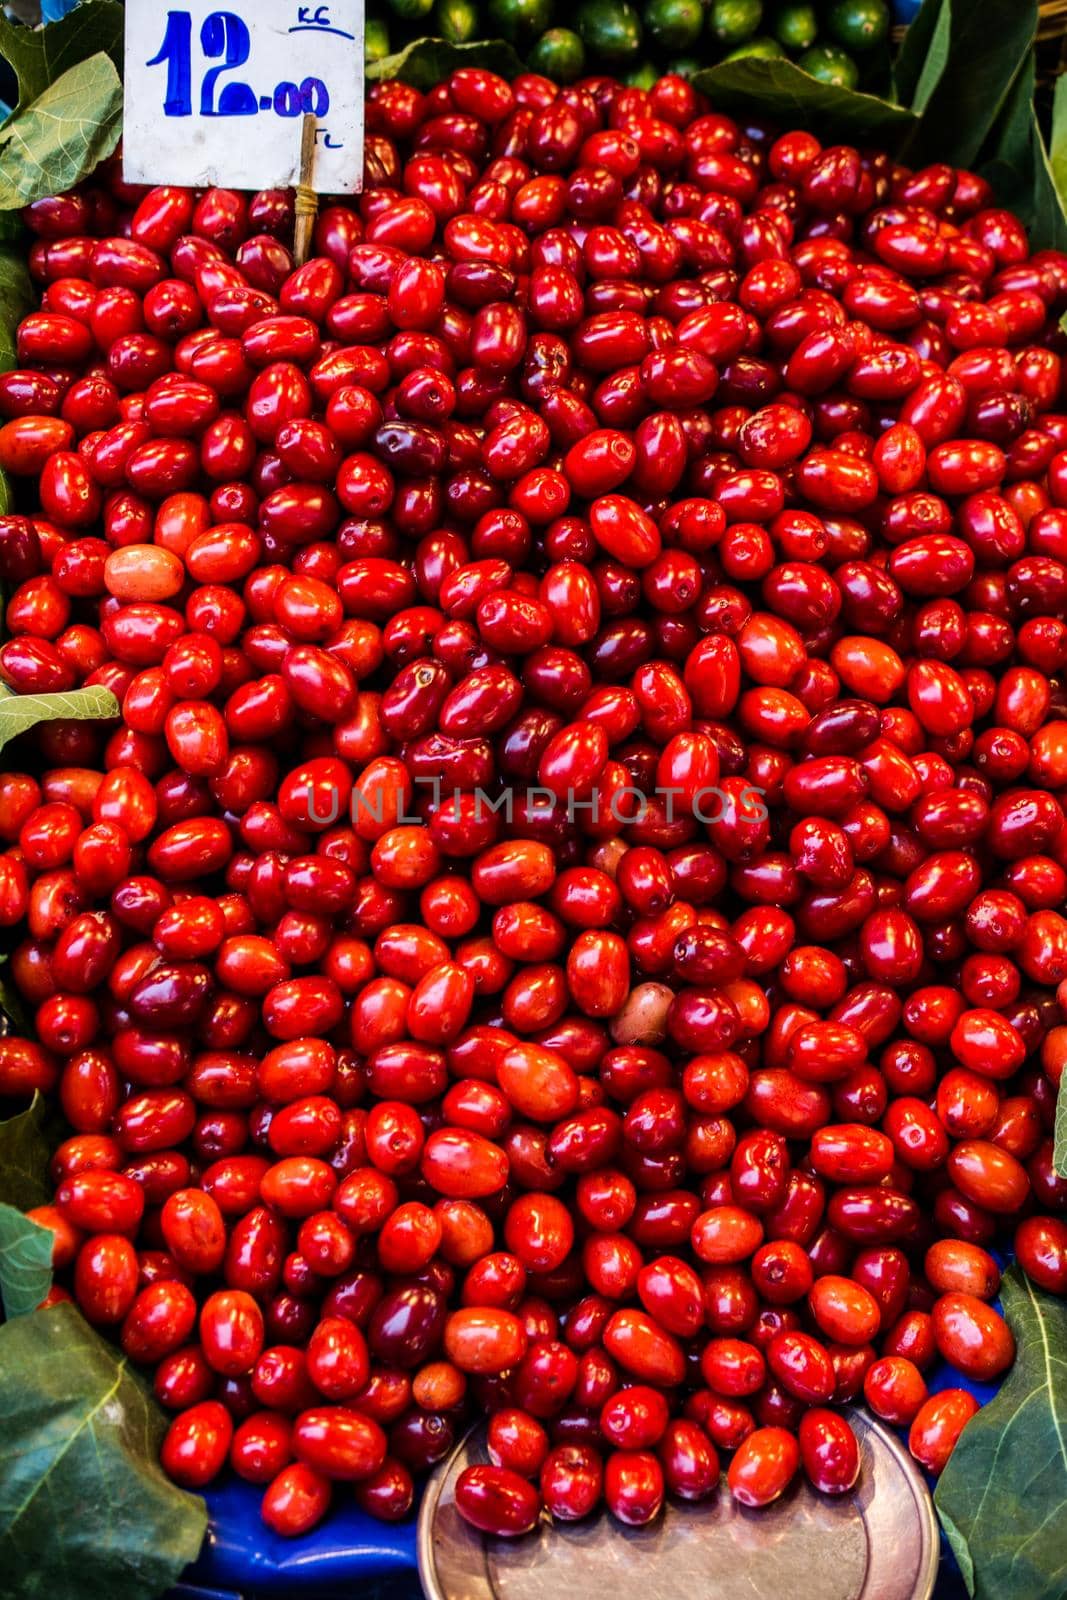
[185,1478,419,1598]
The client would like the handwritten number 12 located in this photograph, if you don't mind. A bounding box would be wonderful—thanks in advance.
[146,10,330,118]
[146,10,252,116]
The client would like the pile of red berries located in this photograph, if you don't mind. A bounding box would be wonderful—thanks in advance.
[2,63,1067,1541]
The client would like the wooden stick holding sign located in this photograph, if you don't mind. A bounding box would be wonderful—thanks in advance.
[294,114,319,268]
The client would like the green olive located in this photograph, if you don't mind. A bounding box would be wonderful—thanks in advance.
[798,42,860,86]
[527,25,588,80]
[576,0,645,62]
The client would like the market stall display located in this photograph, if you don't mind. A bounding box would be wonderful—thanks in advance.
[2,4,1067,1600]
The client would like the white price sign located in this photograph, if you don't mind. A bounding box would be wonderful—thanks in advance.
[123,0,364,193]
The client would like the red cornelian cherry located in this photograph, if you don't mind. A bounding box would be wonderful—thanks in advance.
[0,65,1065,1552]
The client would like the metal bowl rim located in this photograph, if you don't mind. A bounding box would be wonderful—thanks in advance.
[416,1408,940,1600]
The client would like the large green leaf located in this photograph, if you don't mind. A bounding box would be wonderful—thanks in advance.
[0,1090,54,1322]
[1055,1076,1067,1179]
[979,52,1038,220]
[0,242,34,514]
[902,0,1038,168]
[892,0,951,113]
[0,53,123,210]
[0,683,119,754]
[0,1,124,117]
[1030,113,1067,256]
[0,1204,52,1318]
[977,53,1067,254]
[0,1302,208,1600]
[935,1269,1067,1600]
[691,56,917,143]
[1051,73,1067,199]
[0,1093,51,1212]
[0,243,34,372]
[367,36,522,89]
